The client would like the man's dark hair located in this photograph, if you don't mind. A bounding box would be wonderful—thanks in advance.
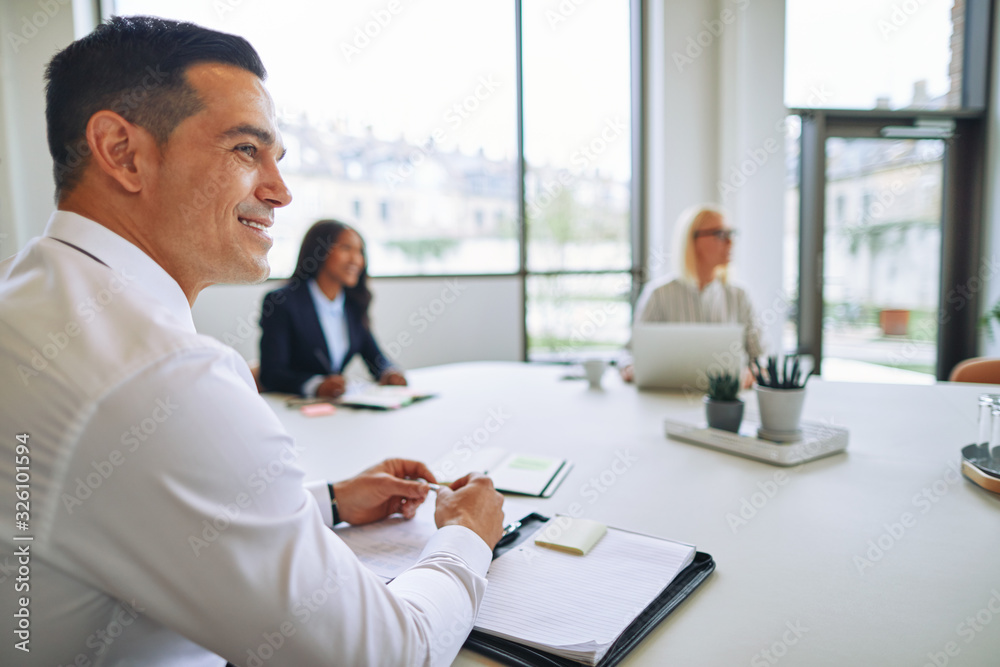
[44,15,267,200]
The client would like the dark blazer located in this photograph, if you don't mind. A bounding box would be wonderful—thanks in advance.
[258,281,394,394]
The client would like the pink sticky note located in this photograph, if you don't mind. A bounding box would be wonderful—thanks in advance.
[301,402,337,418]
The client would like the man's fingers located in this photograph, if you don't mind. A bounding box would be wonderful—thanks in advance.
[382,475,430,501]
[382,458,437,485]
[448,473,474,491]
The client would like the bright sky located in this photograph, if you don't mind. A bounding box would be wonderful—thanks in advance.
[112,0,956,167]
[785,0,956,109]
[112,0,632,178]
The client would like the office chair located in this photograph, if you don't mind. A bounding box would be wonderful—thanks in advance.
[948,357,1000,384]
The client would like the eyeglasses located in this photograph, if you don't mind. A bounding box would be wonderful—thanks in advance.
[693,228,737,242]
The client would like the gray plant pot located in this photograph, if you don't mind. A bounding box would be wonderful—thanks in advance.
[704,397,744,433]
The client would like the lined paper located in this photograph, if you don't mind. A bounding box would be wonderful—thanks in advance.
[335,506,697,664]
[334,497,538,581]
[474,527,696,664]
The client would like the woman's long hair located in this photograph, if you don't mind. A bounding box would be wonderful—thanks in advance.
[291,220,373,329]
[672,204,730,285]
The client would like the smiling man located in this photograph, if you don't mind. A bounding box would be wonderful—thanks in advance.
[0,15,502,667]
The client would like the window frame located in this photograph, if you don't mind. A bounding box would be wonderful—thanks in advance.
[102,0,645,363]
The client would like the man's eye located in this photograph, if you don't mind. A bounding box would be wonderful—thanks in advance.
[236,145,257,157]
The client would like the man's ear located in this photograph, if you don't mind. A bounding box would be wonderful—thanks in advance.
[85,111,156,194]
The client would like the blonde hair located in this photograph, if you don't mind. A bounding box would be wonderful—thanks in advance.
[672,204,730,285]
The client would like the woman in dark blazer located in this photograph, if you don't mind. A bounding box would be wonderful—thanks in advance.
[258,220,406,397]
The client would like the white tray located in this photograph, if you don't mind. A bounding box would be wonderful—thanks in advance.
[664,418,849,466]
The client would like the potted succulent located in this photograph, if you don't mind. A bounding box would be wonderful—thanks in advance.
[704,370,744,433]
[751,355,809,441]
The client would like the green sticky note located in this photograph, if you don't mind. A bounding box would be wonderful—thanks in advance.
[508,456,553,471]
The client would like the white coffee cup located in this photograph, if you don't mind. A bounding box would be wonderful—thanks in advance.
[583,359,606,389]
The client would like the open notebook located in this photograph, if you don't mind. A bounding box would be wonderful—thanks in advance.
[334,502,706,666]
[430,446,572,497]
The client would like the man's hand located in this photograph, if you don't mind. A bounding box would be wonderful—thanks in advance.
[317,374,347,398]
[379,370,407,386]
[434,473,505,548]
[333,459,436,525]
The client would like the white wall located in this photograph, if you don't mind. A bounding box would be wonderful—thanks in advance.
[191,275,523,370]
[651,0,788,354]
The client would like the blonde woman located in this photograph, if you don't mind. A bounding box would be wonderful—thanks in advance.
[623,204,762,382]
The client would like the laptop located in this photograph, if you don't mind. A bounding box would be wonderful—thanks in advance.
[632,323,744,391]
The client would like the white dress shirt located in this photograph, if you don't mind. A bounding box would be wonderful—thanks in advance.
[632,277,764,359]
[301,279,350,397]
[0,211,492,666]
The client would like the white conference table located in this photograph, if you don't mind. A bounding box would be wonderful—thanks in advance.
[264,361,1000,666]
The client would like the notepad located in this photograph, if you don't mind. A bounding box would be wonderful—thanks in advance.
[336,386,436,410]
[534,516,607,555]
[430,446,571,497]
[336,505,704,665]
[475,526,697,665]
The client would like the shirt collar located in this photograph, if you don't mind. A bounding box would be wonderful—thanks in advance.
[307,279,346,316]
[44,210,196,332]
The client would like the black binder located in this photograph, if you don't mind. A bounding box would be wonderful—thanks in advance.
[465,515,716,667]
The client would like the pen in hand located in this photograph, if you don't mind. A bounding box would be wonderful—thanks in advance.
[418,478,518,548]
[416,479,442,493]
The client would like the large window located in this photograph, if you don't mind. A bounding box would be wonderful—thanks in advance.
[521,1,633,359]
[786,0,991,382]
[109,0,636,360]
[786,0,961,110]
[113,0,519,278]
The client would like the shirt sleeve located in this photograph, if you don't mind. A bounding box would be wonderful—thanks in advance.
[46,345,489,667]
[736,287,764,360]
[301,374,325,398]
